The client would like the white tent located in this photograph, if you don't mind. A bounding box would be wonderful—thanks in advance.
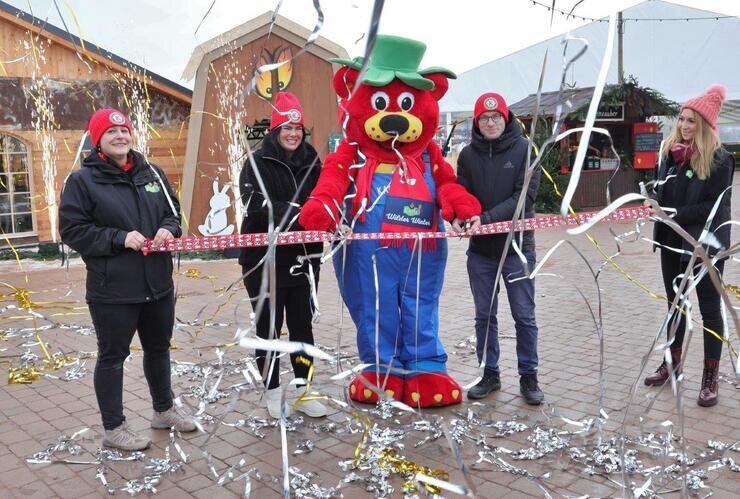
[440,0,740,125]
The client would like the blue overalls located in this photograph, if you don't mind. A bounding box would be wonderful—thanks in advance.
[333,153,449,376]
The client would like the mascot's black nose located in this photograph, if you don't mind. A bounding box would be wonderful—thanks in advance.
[379,114,409,136]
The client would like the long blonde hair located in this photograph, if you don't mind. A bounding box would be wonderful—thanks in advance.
[660,109,721,180]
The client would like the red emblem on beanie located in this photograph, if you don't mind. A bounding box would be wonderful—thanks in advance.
[269,92,305,130]
[681,84,726,131]
[87,108,133,146]
[474,92,509,124]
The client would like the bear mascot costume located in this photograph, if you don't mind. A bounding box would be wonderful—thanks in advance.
[299,35,480,407]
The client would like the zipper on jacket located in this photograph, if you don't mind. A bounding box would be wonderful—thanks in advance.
[101,259,108,287]
[262,156,308,232]
[264,156,299,190]
[489,143,492,159]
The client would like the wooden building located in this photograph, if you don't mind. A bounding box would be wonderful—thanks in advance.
[0,1,191,246]
[510,83,678,208]
[180,11,348,236]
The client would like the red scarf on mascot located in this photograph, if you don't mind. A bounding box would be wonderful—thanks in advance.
[351,151,437,250]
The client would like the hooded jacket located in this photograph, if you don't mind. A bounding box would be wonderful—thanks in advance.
[59,150,181,304]
[456,118,540,258]
[653,147,734,257]
[238,129,322,284]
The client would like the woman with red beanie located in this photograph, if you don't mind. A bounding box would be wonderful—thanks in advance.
[59,108,196,450]
[238,92,327,418]
[645,85,734,407]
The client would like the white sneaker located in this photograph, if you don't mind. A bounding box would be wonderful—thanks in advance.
[151,405,197,432]
[265,387,291,418]
[102,422,150,451]
[294,387,327,418]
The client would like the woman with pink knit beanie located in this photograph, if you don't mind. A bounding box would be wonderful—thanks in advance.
[645,84,734,407]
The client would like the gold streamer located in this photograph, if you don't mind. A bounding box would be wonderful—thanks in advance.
[343,404,448,494]
[8,365,42,384]
[378,448,448,494]
[724,283,740,299]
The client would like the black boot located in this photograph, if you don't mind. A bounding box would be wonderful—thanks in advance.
[520,373,545,405]
[467,368,501,400]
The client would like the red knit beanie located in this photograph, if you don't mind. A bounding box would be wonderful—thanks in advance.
[682,84,726,130]
[87,108,132,146]
[269,92,305,130]
[474,92,509,124]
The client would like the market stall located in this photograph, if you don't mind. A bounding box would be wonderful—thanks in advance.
[509,82,678,208]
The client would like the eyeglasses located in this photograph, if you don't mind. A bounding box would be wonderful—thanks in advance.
[478,114,504,124]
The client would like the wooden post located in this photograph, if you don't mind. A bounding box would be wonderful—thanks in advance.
[617,11,624,84]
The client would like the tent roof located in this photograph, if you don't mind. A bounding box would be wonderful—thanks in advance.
[440,0,740,115]
[509,82,679,119]
[509,87,596,119]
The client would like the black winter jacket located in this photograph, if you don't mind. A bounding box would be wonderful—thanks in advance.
[653,147,734,257]
[238,130,322,284]
[59,150,181,304]
[456,119,540,258]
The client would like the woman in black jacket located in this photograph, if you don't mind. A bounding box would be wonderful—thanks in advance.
[60,109,196,451]
[239,92,326,418]
[645,85,734,407]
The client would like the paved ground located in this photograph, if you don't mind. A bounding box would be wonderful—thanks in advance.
[1,195,739,497]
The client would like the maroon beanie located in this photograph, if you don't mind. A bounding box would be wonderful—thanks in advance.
[270,92,305,130]
[682,84,726,131]
[87,109,132,146]
[474,92,509,124]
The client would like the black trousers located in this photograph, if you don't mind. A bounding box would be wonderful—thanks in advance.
[244,271,317,390]
[88,292,175,430]
[660,249,724,360]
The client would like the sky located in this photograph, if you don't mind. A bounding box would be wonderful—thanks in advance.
[4,0,740,89]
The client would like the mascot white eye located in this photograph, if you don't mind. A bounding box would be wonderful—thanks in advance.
[371,91,390,111]
[397,92,414,111]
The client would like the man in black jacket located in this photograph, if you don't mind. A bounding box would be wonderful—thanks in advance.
[454,93,544,405]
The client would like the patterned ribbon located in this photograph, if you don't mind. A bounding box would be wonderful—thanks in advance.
[142,206,650,254]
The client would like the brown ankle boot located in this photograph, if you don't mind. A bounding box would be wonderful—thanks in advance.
[644,347,682,386]
[697,358,720,407]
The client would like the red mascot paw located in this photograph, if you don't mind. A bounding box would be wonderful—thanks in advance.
[403,373,462,407]
[349,372,404,404]
[438,183,481,222]
[298,197,337,232]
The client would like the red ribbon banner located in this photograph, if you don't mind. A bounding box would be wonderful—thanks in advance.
[142,206,650,254]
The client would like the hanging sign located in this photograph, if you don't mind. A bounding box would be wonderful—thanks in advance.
[595,103,625,122]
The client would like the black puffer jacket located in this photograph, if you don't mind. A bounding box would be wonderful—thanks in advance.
[653,147,734,257]
[456,118,540,258]
[59,150,181,304]
[238,129,322,284]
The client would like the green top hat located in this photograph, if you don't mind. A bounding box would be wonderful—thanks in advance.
[330,35,456,90]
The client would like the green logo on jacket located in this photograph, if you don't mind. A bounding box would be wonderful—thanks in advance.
[403,203,421,217]
[144,182,161,193]
[685,169,694,179]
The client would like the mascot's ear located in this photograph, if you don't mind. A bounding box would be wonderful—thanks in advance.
[332,66,359,99]
[426,73,451,101]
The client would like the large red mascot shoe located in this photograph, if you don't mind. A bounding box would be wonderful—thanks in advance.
[349,372,404,404]
[403,372,462,407]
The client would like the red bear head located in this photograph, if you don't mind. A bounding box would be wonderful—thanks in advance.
[331,36,455,163]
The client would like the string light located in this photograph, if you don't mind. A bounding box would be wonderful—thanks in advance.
[529,0,736,23]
